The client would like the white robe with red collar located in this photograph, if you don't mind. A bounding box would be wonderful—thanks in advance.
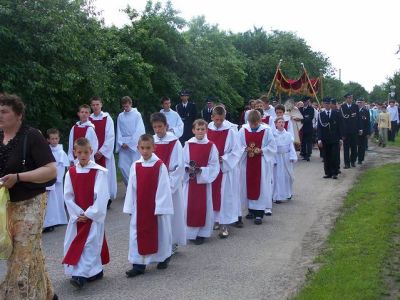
[68,120,99,163]
[238,124,277,211]
[63,161,109,277]
[90,111,117,200]
[160,109,184,139]
[154,132,186,246]
[123,154,174,264]
[183,137,219,239]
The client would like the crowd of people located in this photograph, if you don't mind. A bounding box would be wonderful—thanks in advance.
[0,90,399,298]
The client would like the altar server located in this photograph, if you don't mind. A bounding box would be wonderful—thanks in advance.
[160,96,184,138]
[269,104,294,138]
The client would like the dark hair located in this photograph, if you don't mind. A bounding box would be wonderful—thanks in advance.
[275,104,285,112]
[74,137,91,149]
[160,96,171,104]
[46,128,60,137]
[0,94,26,118]
[260,94,269,102]
[138,134,154,144]
[150,112,167,125]
[78,104,91,112]
[256,108,264,116]
[192,119,208,129]
[90,96,102,104]
[212,105,226,116]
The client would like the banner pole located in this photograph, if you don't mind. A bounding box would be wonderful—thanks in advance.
[301,63,320,105]
[267,59,283,100]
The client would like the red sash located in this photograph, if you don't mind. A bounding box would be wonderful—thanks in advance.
[73,126,89,159]
[207,129,229,212]
[136,160,163,255]
[154,140,177,169]
[284,121,289,130]
[245,129,265,200]
[63,167,110,265]
[262,116,270,124]
[187,142,213,227]
[89,116,107,167]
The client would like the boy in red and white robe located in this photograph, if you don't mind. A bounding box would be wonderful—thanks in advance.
[238,110,277,224]
[151,113,186,251]
[123,134,174,277]
[89,97,117,205]
[68,104,98,165]
[207,106,241,238]
[63,138,110,289]
[269,104,294,139]
[183,119,219,244]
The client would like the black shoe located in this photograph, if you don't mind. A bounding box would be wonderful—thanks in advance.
[351,162,356,167]
[344,165,350,169]
[43,226,55,233]
[323,175,332,179]
[125,268,145,278]
[254,217,262,225]
[157,257,170,270]
[107,199,112,210]
[52,294,58,300]
[338,170,342,174]
[245,213,254,219]
[275,200,282,204]
[332,175,338,179]
[70,276,86,289]
[193,236,205,245]
[234,218,244,228]
[358,161,362,165]
[305,157,310,161]
[287,195,292,200]
[87,270,103,282]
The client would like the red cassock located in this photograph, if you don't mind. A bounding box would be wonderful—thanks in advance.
[63,167,110,265]
[89,116,107,167]
[72,126,88,159]
[135,160,163,255]
[207,129,229,212]
[284,121,289,130]
[262,115,270,124]
[187,142,213,227]
[154,140,177,169]
[245,129,265,200]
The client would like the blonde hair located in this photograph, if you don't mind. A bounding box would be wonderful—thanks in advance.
[247,109,262,124]
[192,119,208,129]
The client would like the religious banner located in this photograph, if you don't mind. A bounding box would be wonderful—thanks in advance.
[274,69,320,96]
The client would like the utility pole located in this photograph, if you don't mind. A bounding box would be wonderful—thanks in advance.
[339,68,342,81]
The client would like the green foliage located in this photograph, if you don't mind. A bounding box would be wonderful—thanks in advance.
[369,84,387,103]
[0,0,353,137]
[343,81,369,100]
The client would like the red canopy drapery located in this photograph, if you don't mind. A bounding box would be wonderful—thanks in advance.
[275,69,320,96]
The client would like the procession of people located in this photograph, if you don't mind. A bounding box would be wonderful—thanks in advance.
[0,90,399,298]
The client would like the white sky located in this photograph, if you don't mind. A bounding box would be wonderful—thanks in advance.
[95,0,400,92]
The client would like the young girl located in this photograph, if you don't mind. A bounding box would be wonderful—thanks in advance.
[272,117,297,203]
[269,104,294,138]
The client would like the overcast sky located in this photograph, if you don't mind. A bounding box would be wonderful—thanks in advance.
[95,0,400,92]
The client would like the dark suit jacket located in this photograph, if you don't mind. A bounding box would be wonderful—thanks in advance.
[340,103,361,135]
[176,101,197,141]
[201,107,213,123]
[359,107,371,135]
[317,110,343,144]
[299,105,315,134]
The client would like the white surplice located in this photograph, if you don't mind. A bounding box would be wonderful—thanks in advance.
[269,115,295,139]
[273,129,297,201]
[63,161,110,277]
[160,109,184,139]
[208,120,241,225]
[44,144,69,228]
[68,120,99,163]
[116,108,145,185]
[123,154,174,265]
[238,124,277,211]
[183,137,220,239]
[90,111,118,200]
[154,132,186,246]
[263,106,277,118]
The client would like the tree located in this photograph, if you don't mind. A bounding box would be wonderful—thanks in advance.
[343,82,369,101]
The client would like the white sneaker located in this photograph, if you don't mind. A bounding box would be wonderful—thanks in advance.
[264,209,272,216]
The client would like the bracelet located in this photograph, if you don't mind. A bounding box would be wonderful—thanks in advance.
[16,173,20,183]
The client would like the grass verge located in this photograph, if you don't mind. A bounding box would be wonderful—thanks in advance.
[295,163,400,300]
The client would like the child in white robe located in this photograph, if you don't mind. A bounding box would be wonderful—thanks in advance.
[63,138,110,289]
[43,128,69,232]
[124,134,174,277]
[68,104,98,165]
[207,106,241,238]
[151,113,186,252]
[269,104,295,139]
[272,117,297,203]
[116,96,145,186]
[238,110,277,224]
[159,96,184,138]
[183,119,219,244]
[89,97,118,206]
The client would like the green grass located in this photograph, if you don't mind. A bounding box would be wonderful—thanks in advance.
[295,163,400,300]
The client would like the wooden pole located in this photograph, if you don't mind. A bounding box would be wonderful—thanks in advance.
[319,69,324,100]
[301,63,320,104]
[266,59,283,100]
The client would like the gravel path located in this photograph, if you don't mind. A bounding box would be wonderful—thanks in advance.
[1,144,399,299]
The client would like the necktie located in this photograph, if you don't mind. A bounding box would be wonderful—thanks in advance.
[327,111,330,118]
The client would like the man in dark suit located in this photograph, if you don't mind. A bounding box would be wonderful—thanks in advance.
[317,97,343,179]
[201,98,214,123]
[176,90,197,144]
[299,96,315,161]
[340,93,361,169]
[357,98,371,164]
